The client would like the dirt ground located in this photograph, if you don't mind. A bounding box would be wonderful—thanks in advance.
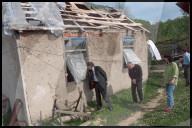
[117,88,165,126]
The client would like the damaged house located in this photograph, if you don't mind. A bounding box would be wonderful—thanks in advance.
[2,2,150,125]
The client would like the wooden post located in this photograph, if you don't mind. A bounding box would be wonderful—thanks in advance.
[51,99,57,122]
[55,110,91,117]
[57,113,63,126]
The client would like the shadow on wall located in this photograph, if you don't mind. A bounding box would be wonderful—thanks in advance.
[83,80,94,102]
[107,84,114,96]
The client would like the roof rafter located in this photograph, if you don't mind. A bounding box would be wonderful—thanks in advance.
[5,2,149,33]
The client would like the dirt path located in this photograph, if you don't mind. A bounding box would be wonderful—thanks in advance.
[118,88,165,126]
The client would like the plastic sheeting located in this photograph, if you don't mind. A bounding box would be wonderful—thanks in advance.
[147,40,162,60]
[29,2,65,36]
[2,2,30,35]
[65,38,86,51]
[66,53,87,83]
[123,49,142,64]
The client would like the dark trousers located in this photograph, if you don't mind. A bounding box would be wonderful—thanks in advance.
[131,82,143,103]
[94,82,112,109]
[184,65,190,86]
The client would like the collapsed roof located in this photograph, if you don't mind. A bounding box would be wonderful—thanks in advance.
[3,2,150,33]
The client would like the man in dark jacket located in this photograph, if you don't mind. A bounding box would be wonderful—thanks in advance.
[86,62,113,111]
[127,62,143,104]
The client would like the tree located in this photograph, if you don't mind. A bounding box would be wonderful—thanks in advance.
[114,2,134,19]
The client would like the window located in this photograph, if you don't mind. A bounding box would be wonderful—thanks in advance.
[122,37,141,69]
[123,49,142,64]
[65,38,88,84]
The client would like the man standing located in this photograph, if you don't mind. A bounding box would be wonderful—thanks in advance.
[162,55,179,111]
[176,44,182,54]
[185,43,189,53]
[127,62,143,104]
[86,62,113,111]
[183,49,190,87]
[172,44,176,54]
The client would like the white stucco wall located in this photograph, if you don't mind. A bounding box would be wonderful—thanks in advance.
[2,30,148,125]
[2,30,31,125]
[16,31,67,125]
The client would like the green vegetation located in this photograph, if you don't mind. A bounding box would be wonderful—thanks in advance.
[2,112,11,126]
[39,113,87,126]
[88,72,162,126]
[39,72,162,126]
[3,72,189,126]
[134,15,189,55]
[130,73,190,126]
[149,60,165,66]
[134,16,189,43]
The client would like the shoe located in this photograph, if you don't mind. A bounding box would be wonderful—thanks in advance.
[185,85,189,88]
[132,102,138,105]
[165,107,171,112]
[98,106,102,110]
[139,101,143,104]
[108,107,113,111]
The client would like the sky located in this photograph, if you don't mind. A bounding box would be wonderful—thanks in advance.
[93,2,184,24]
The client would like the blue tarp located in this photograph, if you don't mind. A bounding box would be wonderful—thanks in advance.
[71,37,87,41]
[123,37,134,39]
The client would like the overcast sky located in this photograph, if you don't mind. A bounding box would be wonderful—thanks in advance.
[93,2,184,24]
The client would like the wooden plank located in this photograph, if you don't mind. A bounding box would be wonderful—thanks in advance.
[80,121,91,126]
[57,113,63,126]
[62,19,142,26]
[58,4,85,32]
[75,91,82,111]
[61,14,127,21]
[57,115,77,123]
[79,97,84,120]
[55,110,91,117]
[6,25,108,30]
[108,15,127,28]
[124,17,150,33]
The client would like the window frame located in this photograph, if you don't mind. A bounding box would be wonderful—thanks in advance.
[64,37,88,85]
[122,37,135,70]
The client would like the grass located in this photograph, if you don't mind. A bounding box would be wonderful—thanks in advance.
[3,72,189,126]
[130,73,190,126]
[39,113,87,126]
[38,72,162,126]
[88,72,163,126]
[2,112,11,126]
[149,60,165,66]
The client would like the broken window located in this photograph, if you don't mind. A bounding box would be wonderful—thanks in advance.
[122,37,141,69]
[65,38,88,84]
[123,49,141,65]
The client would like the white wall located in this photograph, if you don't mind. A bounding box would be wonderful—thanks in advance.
[2,30,31,125]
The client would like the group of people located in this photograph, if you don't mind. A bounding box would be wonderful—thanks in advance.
[85,46,190,112]
[86,61,143,112]
[172,43,190,54]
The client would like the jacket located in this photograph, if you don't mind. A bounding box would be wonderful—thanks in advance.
[86,66,108,90]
